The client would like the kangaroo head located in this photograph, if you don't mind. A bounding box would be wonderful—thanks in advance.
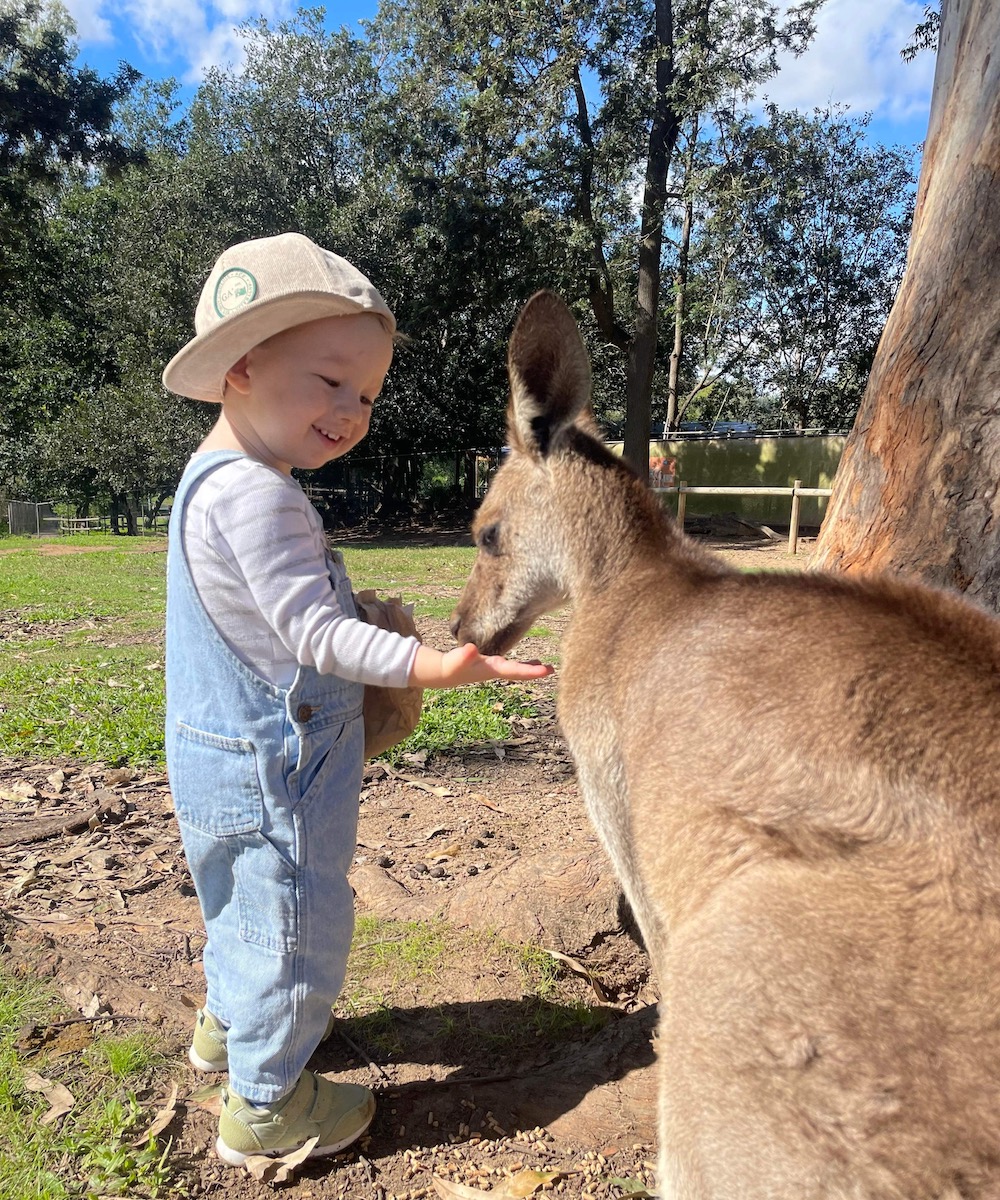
[451,290,595,655]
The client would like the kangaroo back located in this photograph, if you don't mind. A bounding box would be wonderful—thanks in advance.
[452,291,1000,1199]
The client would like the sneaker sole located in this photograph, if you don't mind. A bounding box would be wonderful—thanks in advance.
[188,1045,228,1073]
[214,1110,374,1167]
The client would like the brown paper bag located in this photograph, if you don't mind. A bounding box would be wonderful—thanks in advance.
[353,589,424,758]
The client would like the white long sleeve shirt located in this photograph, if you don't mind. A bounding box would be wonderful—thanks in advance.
[181,454,420,689]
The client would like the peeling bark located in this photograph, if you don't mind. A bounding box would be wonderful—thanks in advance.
[813,0,1000,611]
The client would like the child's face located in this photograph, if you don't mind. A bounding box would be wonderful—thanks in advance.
[224,313,393,474]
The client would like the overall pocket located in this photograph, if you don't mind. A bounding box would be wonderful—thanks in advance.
[170,722,264,835]
[170,722,298,953]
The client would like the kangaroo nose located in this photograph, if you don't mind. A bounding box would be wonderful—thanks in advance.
[449,611,462,640]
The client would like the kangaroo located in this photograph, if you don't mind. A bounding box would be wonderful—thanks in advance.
[451,290,1000,1199]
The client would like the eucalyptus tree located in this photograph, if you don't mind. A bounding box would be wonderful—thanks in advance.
[0,1,143,493]
[814,0,1000,610]
[674,107,914,432]
[370,0,824,471]
[0,0,140,238]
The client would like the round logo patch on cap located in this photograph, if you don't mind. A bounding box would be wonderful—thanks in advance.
[214,268,258,317]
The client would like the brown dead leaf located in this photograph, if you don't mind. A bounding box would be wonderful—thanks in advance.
[3,780,37,800]
[7,867,40,897]
[404,778,454,798]
[506,1169,563,1197]
[22,1070,75,1125]
[243,1136,319,1182]
[469,793,508,815]
[431,1171,563,1200]
[48,846,93,867]
[17,912,100,936]
[134,1082,179,1145]
[138,846,174,870]
[544,948,609,1003]
[61,980,107,1018]
[432,1178,494,1199]
[188,1081,224,1115]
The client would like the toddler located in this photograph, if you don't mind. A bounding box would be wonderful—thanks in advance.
[161,233,551,1167]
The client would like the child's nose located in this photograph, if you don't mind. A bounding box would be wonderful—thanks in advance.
[333,388,366,419]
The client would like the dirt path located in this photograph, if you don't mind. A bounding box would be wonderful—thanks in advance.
[0,536,809,1199]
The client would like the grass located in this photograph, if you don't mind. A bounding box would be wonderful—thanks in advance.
[0,537,542,765]
[338,917,609,1060]
[0,966,177,1199]
[0,650,165,764]
[0,543,166,628]
[388,681,539,760]
[0,537,587,1187]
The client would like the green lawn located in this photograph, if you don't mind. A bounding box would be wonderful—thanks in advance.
[0,535,556,1197]
[0,537,537,765]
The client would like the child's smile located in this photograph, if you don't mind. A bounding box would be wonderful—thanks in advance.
[219,313,394,475]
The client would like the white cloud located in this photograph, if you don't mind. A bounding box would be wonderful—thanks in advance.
[760,0,935,131]
[62,0,297,82]
[60,0,114,43]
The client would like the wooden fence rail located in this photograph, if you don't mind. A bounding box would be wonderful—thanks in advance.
[653,479,834,555]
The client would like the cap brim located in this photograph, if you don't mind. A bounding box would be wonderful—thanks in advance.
[162,292,396,401]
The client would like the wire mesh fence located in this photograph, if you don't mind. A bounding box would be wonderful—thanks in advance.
[6,500,59,536]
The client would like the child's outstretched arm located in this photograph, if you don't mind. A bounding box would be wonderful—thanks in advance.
[409,642,553,688]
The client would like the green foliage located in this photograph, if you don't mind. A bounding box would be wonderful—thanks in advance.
[386,682,537,761]
[0,967,175,1200]
[902,3,940,62]
[685,105,915,430]
[0,0,919,509]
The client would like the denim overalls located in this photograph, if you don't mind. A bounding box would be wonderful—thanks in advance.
[165,451,364,1103]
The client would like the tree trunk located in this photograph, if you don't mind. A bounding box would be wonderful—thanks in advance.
[622,0,678,475]
[109,490,138,536]
[666,189,693,432]
[812,0,1000,610]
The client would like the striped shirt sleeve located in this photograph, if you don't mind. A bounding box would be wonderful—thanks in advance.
[184,456,420,689]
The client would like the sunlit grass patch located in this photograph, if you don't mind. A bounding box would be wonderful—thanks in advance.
[84,1031,164,1082]
[385,681,538,761]
[0,647,165,764]
[345,544,478,596]
[0,966,177,1200]
[0,548,166,628]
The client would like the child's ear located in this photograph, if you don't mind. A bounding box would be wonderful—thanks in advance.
[224,354,252,395]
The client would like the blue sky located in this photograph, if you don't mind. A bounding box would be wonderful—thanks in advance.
[63,0,937,151]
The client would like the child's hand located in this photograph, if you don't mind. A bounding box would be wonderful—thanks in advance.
[410,643,554,688]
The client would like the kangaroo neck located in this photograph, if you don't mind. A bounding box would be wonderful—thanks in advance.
[553,448,730,605]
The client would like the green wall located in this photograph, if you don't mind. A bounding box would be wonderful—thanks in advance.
[608,436,846,528]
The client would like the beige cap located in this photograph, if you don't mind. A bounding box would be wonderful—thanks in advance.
[162,232,396,402]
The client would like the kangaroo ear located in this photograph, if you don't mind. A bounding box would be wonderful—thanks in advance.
[507,291,594,458]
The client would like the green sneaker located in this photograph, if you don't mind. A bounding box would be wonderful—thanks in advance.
[216,1069,375,1166]
[189,1009,229,1073]
[189,1008,337,1074]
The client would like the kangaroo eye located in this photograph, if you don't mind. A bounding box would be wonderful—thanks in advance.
[478,523,501,555]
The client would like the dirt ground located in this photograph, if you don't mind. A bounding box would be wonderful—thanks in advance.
[0,534,809,1200]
